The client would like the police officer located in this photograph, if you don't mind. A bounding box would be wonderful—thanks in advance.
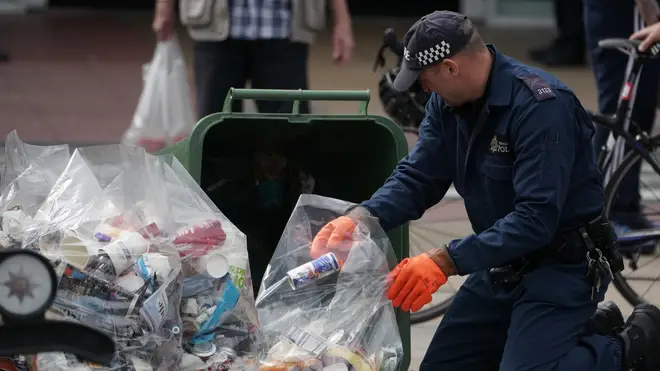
[310,11,660,371]
[584,0,660,243]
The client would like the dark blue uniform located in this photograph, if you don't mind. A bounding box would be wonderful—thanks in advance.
[362,46,622,370]
[584,0,660,220]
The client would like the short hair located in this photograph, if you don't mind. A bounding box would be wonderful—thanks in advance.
[461,18,487,53]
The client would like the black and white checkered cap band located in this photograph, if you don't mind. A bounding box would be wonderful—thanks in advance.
[404,40,452,68]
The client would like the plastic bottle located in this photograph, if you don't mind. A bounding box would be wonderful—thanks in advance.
[85,253,118,281]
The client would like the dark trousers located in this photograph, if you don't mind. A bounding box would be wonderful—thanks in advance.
[193,39,310,118]
[419,266,621,371]
[584,0,660,215]
[556,0,585,48]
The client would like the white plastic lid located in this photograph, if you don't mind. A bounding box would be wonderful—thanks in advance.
[205,253,229,278]
[192,342,217,358]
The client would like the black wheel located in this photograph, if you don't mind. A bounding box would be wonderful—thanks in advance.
[410,295,453,323]
[401,126,420,135]
[408,200,468,324]
[603,134,660,307]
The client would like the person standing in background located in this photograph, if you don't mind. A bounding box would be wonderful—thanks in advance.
[584,0,660,249]
[529,0,585,66]
[152,0,354,117]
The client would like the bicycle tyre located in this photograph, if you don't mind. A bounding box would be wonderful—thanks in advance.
[410,296,454,323]
[401,126,420,135]
[588,112,615,171]
[602,134,660,306]
[408,218,458,322]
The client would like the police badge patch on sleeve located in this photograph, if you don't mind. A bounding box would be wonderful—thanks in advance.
[515,71,556,102]
[489,134,510,154]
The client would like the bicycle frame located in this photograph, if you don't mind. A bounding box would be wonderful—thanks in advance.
[372,28,404,72]
[593,49,660,183]
[593,43,660,246]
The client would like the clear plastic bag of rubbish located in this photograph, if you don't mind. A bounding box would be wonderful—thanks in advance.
[0,131,70,248]
[23,145,258,370]
[159,155,260,371]
[255,194,404,371]
[122,38,196,153]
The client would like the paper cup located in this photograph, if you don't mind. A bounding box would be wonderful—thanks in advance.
[100,232,149,275]
[225,251,250,290]
[59,233,93,269]
[202,253,229,278]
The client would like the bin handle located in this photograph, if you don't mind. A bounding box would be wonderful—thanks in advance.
[222,88,371,115]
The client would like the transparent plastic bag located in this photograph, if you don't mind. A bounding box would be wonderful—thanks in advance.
[158,154,260,371]
[255,195,403,371]
[23,145,257,370]
[122,38,195,153]
[0,131,70,248]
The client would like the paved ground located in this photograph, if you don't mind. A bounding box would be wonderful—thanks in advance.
[2,9,660,370]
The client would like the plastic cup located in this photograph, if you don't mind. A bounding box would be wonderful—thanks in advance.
[59,233,93,269]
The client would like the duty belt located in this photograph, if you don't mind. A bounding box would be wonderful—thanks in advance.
[489,216,623,289]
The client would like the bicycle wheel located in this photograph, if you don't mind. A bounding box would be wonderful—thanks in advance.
[408,201,469,323]
[602,134,660,307]
[401,126,419,135]
[401,131,468,324]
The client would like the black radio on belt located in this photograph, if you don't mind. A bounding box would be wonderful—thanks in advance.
[488,216,623,288]
[489,260,530,287]
[583,217,624,274]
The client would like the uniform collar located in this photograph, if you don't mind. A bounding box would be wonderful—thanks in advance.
[484,44,513,107]
[443,44,512,115]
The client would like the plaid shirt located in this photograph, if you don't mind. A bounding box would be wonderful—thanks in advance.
[229,0,291,40]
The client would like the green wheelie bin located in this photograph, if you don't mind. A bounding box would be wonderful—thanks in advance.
[160,88,411,370]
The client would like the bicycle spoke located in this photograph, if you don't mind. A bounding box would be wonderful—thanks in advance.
[623,276,660,282]
[605,144,660,307]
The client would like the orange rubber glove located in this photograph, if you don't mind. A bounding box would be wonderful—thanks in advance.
[387,254,447,312]
[310,216,356,260]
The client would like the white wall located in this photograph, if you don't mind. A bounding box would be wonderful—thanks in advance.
[462,0,488,21]
[461,0,555,28]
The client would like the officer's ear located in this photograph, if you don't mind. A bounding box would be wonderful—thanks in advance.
[442,59,459,76]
